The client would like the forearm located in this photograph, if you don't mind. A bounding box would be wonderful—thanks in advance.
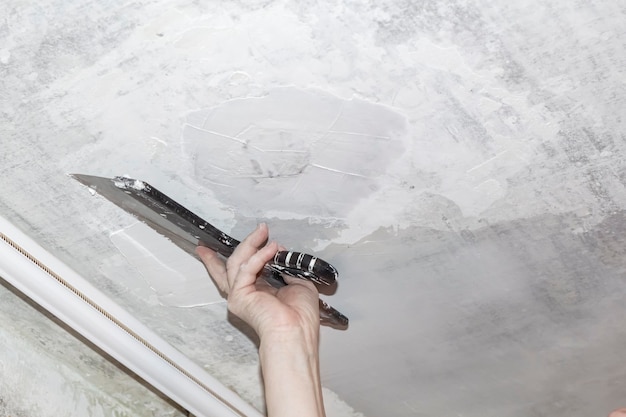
[259,329,326,417]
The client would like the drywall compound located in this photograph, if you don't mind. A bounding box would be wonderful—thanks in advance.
[182,87,409,234]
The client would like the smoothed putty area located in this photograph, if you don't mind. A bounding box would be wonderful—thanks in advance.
[183,87,408,219]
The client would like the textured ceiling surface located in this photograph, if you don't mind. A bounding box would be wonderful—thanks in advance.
[2,1,626,416]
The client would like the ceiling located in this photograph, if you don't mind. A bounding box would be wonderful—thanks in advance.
[2,0,626,416]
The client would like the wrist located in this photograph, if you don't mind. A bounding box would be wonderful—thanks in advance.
[258,327,325,417]
[259,324,319,353]
[260,328,319,361]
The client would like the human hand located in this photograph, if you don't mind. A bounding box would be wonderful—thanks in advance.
[196,222,326,417]
[196,222,321,343]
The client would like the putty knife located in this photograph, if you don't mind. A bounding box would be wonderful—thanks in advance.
[71,174,348,328]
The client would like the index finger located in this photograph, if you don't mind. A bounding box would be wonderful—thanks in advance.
[196,246,228,294]
[231,240,278,293]
[226,222,270,284]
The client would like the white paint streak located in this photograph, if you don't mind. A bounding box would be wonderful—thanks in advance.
[466,150,509,174]
[150,136,168,146]
[310,163,370,178]
[183,123,248,144]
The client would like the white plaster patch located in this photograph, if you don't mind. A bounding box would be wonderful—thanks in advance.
[182,87,408,220]
[109,222,223,307]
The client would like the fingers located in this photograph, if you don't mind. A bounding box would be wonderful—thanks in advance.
[196,246,228,293]
[196,224,324,337]
[227,223,269,277]
[197,223,278,296]
[228,223,269,264]
[232,240,278,293]
[282,274,318,294]
[609,409,626,417]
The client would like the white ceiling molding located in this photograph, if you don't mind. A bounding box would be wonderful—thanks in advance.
[0,215,261,417]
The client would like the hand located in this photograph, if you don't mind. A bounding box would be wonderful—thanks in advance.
[195,222,320,342]
[196,223,326,417]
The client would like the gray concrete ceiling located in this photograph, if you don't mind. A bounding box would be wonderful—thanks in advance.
[1,1,626,416]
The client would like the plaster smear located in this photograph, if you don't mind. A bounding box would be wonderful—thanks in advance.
[109,222,223,307]
[182,87,408,220]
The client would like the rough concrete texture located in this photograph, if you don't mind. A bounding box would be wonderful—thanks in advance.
[1,0,625,416]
